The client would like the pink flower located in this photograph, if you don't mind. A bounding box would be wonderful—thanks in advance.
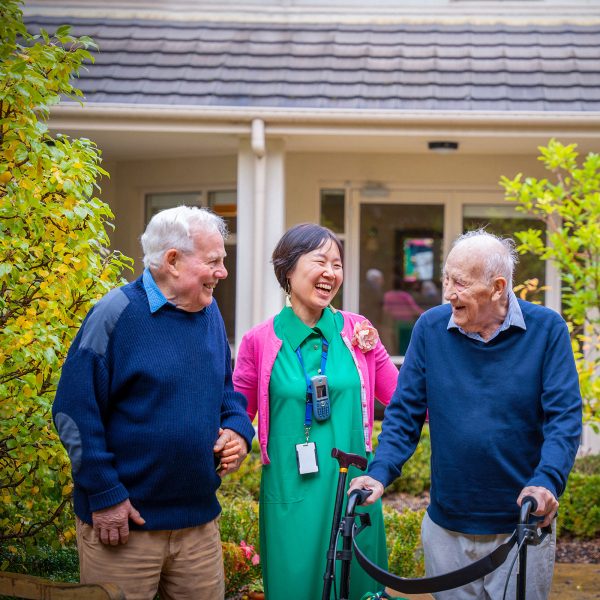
[252,553,260,566]
[351,320,379,353]
[240,540,254,560]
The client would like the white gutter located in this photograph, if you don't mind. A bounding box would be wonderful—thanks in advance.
[49,103,600,129]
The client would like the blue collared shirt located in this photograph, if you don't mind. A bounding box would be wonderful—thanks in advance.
[447,289,526,343]
[142,268,170,313]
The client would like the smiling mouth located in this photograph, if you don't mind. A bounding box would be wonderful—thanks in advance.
[204,283,218,290]
[315,282,332,293]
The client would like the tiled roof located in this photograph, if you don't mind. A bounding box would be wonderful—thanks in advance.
[24,16,600,111]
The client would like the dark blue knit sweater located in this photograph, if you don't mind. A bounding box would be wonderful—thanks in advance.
[53,276,254,529]
[369,300,582,534]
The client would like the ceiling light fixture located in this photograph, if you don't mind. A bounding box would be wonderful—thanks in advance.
[428,141,459,153]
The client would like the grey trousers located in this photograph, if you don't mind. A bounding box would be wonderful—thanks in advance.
[421,512,556,600]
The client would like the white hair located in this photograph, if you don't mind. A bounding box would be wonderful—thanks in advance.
[141,205,227,269]
[451,229,518,289]
[366,268,384,284]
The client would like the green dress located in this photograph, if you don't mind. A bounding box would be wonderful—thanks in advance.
[260,306,387,600]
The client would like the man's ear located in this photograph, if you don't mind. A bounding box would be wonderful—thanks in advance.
[492,276,507,301]
[163,248,179,274]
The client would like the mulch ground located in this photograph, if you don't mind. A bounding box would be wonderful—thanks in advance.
[383,491,600,564]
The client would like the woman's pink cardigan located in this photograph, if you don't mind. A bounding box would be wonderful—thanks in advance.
[233,310,399,465]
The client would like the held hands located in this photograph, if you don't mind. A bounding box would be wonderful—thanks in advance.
[347,475,385,506]
[517,485,559,528]
[92,499,145,546]
[213,427,248,477]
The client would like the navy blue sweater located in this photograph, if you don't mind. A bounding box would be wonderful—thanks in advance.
[53,276,254,529]
[369,300,582,534]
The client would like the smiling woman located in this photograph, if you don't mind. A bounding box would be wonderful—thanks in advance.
[233,223,399,600]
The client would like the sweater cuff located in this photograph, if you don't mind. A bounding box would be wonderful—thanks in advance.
[88,483,129,513]
[366,465,393,489]
[526,477,559,500]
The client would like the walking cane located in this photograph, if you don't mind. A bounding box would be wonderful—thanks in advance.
[322,448,369,600]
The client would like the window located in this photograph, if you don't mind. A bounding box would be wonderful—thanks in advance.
[145,190,237,342]
[462,204,546,302]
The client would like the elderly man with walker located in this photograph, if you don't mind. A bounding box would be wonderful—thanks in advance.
[350,229,582,600]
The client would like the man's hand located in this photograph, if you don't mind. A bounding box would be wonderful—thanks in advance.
[347,475,385,506]
[517,486,558,528]
[92,499,145,546]
[213,428,248,477]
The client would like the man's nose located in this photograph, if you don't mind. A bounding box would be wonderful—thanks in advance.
[216,265,228,279]
[443,284,456,301]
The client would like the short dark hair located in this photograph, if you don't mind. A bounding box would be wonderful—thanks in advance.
[272,223,344,290]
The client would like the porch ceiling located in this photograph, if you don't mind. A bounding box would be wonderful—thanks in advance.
[48,104,600,160]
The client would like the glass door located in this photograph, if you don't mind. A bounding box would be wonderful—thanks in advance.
[358,202,444,358]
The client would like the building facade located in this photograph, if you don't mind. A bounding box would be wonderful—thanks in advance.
[23,2,600,429]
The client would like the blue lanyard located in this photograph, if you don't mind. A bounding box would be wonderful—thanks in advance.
[296,337,329,430]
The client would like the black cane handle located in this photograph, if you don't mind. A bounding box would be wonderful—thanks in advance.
[331,448,368,471]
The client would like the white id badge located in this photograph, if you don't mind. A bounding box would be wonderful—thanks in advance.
[296,442,319,475]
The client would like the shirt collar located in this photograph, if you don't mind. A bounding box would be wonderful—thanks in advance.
[447,289,526,342]
[280,305,336,351]
[143,268,170,313]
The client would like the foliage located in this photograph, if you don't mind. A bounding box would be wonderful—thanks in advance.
[500,139,600,426]
[382,506,425,578]
[218,494,262,596]
[0,543,78,581]
[372,422,431,496]
[571,453,600,477]
[219,439,262,501]
[557,471,600,539]
[0,0,132,554]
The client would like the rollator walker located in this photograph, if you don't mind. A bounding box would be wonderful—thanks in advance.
[323,448,550,600]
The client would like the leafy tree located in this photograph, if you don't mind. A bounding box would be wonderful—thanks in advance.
[0,0,132,561]
[501,139,599,426]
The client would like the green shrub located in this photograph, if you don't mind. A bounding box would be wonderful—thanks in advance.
[218,440,262,501]
[0,542,78,581]
[558,471,600,539]
[571,453,600,477]
[372,422,431,496]
[218,494,262,596]
[383,506,425,578]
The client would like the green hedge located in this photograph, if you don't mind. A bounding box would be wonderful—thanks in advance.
[383,506,425,578]
[557,470,600,539]
[372,422,431,496]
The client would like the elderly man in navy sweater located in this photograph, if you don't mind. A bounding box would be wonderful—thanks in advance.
[350,229,582,600]
[53,206,254,599]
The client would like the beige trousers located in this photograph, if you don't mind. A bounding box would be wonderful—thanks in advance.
[76,517,224,600]
[421,512,556,600]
